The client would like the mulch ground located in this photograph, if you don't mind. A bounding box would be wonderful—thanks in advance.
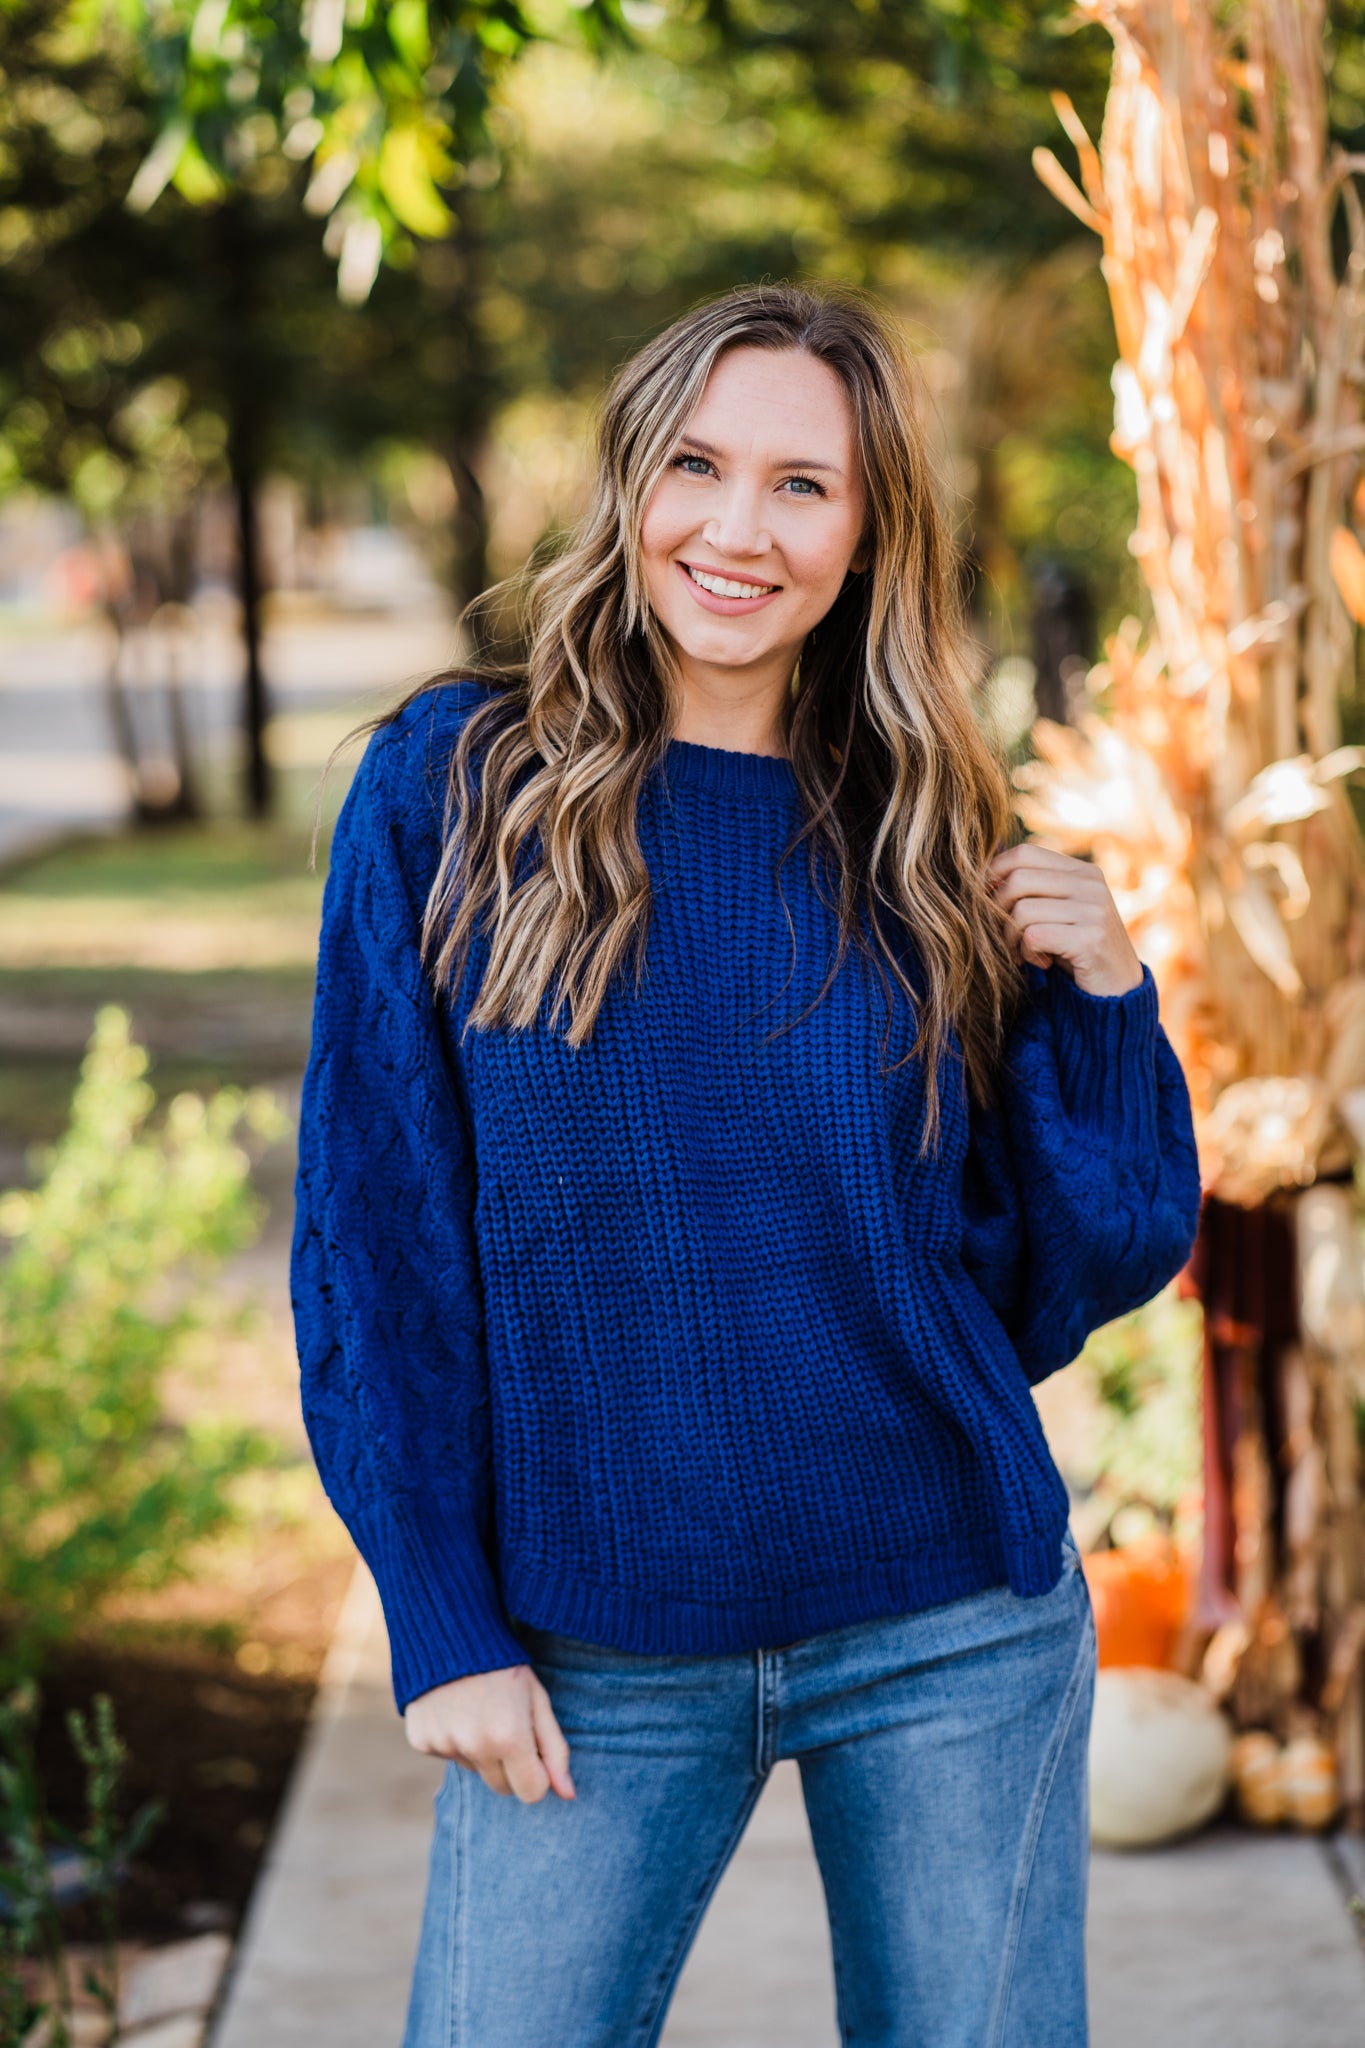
[7,1544,354,1944]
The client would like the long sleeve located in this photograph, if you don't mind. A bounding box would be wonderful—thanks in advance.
[290,714,527,1712]
[960,958,1203,1387]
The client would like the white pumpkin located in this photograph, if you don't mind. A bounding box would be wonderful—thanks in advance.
[1089,1669,1233,1848]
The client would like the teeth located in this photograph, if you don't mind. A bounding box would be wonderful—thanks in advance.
[687,565,776,599]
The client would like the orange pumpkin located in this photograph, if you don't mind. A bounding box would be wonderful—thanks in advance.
[1081,1532,1194,1669]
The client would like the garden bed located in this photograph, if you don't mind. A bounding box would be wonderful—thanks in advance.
[0,817,357,1973]
[11,1619,324,1945]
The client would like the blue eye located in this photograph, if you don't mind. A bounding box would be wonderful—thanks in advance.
[784,475,824,497]
[673,454,713,476]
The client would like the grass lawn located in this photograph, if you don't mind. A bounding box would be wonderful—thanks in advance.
[0,821,329,1158]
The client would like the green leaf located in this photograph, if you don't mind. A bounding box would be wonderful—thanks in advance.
[387,0,431,73]
[377,124,452,237]
[477,16,524,57]
[122,1796,166,1862]
[170,133,227,206]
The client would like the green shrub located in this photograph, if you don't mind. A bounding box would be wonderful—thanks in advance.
[0,1007,287,1665]
[1077,1282,1205,1542]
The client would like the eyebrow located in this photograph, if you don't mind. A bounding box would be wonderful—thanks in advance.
[678,434,846,479]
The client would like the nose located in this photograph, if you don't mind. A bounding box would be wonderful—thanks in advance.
[702,481,773,561]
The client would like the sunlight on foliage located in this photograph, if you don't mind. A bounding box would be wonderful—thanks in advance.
[91,0,630,300]
[0,1006,289,1664]
[1076,1284,1205,1545]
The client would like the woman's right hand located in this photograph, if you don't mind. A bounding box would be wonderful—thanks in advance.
[403,1663,577,1804]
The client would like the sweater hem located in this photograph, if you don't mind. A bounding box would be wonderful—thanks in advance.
[500,1523,1070,1655]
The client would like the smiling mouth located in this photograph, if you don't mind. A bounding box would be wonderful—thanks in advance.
[681,562,781,600]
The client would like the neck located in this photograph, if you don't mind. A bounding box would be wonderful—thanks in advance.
[671,658,798,758]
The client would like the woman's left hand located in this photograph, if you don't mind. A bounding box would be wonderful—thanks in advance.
[987,843,1144,998]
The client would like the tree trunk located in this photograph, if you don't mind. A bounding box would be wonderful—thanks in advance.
[444,196,494,654]
[450,444,490,644]
[228,406,271,821]
[218,196,273,820]
[160,506,203,820]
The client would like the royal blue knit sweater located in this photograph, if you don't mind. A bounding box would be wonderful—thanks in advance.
[290,683,1203,1712]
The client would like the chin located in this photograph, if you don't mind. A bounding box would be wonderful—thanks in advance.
[676,632,764,665]
[670,614,779,658]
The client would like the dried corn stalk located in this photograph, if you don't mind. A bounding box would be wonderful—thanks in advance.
[1026,0,1365,1203]
[1028,0,1365,1820]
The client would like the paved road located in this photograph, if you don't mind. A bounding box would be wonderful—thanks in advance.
[0,605,461,864]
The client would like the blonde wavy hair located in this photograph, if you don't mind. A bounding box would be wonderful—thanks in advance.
[365,280,1029,1156]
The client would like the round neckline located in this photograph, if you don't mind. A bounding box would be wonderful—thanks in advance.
[659,735,797,801]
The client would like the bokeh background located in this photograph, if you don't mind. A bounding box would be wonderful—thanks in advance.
[3,3,1365,2042]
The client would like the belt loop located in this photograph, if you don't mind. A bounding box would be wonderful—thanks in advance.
[753,1648,766,1777]
[754,1646,776,1776]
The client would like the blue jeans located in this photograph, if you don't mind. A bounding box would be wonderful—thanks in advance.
[401,1530,1096,2047]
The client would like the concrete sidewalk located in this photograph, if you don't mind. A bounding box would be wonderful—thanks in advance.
[210,1568,1365,2048]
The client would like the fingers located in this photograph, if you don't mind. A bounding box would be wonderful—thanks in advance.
[1013,921,1079,963]
[401,1665,575,1806]
[1005,897,1107,936]
[461,1697,550,1803]
[988,850,1109,960]
[988,844,1144,994]
[426,1724,548,1803]
[501,1744,553,1804]
[994,893,1093,968]
[1007,911,1102,971]
[989,851,1107,905]
[474,1678,576,1804]
[530,1677,577,1801]
[403,1700,458,1757]
[988,842,1093,878]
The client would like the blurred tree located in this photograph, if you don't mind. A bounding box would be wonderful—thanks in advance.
[0,0,622,817]
[74,0,1138,669]
[115,0,631,671]
[0,0,1198,764]
[1029,557,1096,725]
[0,1,227,819]
[12,0,1365,816]
[117,0,629,301]
[480,1,1365,665]
[471,3,1126,663]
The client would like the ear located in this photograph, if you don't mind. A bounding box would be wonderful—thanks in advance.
[849,536,871,576]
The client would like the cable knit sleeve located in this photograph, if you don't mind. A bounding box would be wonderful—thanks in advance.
[960,958,1204,1387]
[290,709,528,1711]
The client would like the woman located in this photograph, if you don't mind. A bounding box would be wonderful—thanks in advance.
[292,281,1202,2047]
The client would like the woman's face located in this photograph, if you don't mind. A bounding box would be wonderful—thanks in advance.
[639,345,867,693]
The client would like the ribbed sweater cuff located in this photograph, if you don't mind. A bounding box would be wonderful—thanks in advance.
[1044,959,1160,1154]
[350,1494,529,1712]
